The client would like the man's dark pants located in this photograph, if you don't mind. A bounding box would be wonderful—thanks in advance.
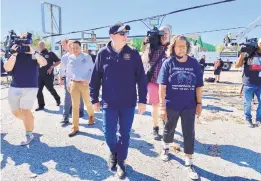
[37,74,60,108]
[103,107,135,161]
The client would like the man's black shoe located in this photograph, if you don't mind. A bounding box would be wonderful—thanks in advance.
[108,153,117,171]
[61,115,69,124]
[117,161,126,179]
[56,99,61,106]
[35,107,44,111]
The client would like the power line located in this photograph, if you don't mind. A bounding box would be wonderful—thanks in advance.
[43,0,236,39]
[184,26,245,35]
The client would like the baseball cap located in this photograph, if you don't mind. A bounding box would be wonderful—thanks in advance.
[109,22,131,35]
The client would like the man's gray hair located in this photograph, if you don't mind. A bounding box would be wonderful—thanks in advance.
[159,26,170,33]
[38,41,46,45]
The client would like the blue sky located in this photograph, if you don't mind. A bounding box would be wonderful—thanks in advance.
[1,0,261,46]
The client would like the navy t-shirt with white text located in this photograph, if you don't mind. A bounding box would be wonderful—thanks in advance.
[157,56,204,110]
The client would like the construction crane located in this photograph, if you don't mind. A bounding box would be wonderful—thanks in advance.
[223,16,261,50]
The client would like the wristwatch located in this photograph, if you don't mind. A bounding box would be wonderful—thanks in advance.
[34,51,39,55]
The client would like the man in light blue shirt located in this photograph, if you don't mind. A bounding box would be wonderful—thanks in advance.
[66,40,95,137]
[59,40,84,124]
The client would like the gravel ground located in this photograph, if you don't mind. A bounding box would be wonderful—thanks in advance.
[1,70,261,181]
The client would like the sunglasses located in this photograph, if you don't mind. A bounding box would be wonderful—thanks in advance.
[114,31,129,36]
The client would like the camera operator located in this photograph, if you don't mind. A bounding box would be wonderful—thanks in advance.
[4,33,47,145]
[35,41,61,111]
[235,38,261,128]
[141,26,170,140]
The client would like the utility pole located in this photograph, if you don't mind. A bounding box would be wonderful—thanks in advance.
[41,2,61,53]
[50,5,55,52]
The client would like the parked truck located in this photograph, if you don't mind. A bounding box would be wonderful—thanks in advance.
[197,50,239,71]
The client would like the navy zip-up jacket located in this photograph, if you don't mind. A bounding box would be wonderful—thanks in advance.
[89,41,147,109]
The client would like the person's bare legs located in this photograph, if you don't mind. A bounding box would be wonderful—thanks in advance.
[152,104,161,140]
[19,109,35,145]
[12,109,24,120]
[21,109,34,132]
[152,104,159,127]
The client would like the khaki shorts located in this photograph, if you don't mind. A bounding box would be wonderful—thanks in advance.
[8,87,38,111]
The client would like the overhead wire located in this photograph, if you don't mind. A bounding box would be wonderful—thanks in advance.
[42,0,236,39]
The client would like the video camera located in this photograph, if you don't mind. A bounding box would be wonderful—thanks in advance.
[145,27,165,50]
[3,30,33,58]
[239,38,258,55]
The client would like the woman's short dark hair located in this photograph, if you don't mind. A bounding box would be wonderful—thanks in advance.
[167,35,191,57]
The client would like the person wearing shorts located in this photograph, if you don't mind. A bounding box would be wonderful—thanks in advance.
[214,58,223,83]
[142,26,170,140]
[4,35,47,146]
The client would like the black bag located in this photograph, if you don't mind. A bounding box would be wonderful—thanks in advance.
[146,51,165,83]
[204,77,215,83]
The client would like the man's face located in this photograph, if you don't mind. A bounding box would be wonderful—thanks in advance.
[110,28,128,47]
[61,40,68,51]
[38,42,45,52]
[174,39,187,57]
[203,55,206,59]
[160,28,170,45]
[72,43,81,55]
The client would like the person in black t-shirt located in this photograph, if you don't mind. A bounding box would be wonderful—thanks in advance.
[235,38,261,128]
[35,41,61,111]
[88,50,96,63]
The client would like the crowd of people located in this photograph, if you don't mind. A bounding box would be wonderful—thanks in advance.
[2,22,261,179]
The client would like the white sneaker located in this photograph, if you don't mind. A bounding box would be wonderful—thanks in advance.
[20,134,34,146]
[186,165,199,180]
[160,149,170,162]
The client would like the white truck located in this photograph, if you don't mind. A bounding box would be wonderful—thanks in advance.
[197,50,239,71]
[196,16,261,71]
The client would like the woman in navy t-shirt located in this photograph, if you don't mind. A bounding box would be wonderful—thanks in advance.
[157,35,204,179]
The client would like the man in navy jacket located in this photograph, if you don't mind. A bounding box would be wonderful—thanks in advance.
[89,22,147,179]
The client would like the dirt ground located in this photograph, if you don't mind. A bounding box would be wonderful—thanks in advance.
[200,67,259,125]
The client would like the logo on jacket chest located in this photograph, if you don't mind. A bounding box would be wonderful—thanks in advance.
[123,53,130,60]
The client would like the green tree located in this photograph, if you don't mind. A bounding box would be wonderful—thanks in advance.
[32,33,51,50]
[216,44,225,52]
[130,38,142,52]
